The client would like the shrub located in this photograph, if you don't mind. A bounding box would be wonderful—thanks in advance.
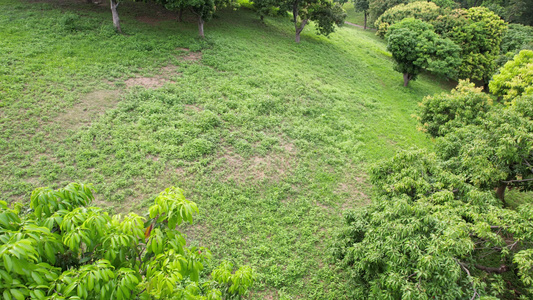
[375,1,442,37]
[418,80,493,137]
[0,183,254,299]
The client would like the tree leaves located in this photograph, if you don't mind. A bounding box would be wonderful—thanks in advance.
[0,184,253,299]
[386,18,461,86]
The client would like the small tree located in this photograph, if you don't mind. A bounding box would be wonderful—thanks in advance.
[490,50,533,101]
[284,0,346,43]
[386,18,461,87]
[0,183,254,299]
[353,0,369,29]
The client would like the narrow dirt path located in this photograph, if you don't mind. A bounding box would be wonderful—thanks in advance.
[344,21,377,31]
[345,21,364,28]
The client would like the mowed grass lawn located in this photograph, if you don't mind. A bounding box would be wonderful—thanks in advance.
[0,0,451,298]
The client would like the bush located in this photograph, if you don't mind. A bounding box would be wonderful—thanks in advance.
[375,1,442,37]
[490,50,533,101]
[418,80,493,137]
[0,183,254,299]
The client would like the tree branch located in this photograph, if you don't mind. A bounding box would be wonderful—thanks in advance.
[475,264,509,274]
[455,259,479,300]
[523,158,533,173]
[502,178,533,184]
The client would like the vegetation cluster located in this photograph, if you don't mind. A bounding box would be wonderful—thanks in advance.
[334,55,533,298]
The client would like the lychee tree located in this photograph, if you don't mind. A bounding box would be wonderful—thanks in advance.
[0,183,254,299]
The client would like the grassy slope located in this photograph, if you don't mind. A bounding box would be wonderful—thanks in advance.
[1,0,450,298]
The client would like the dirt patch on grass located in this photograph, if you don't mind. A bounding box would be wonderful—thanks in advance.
[54,90,120,131]
[176,48,202,62]
[124,77,169,89]
[336,173,371,210]
[216,141,297,185]
[123,64,182,89]
[184,104,202,112]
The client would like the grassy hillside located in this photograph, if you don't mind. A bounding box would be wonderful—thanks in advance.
[0,0,451,298]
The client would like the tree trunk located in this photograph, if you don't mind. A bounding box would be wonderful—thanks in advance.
[403,73,412,87]
[295,19,308,43]
[363,12,367,30]
[198,16,205,38]
[110,0,121,33]
[260,15,264,22]
[177,9,183,22]
[483,82,490,93]
[293,0,307,43]
[496,183,507,206]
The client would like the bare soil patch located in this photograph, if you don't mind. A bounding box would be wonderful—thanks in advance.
[181,52,202,62]
[124,76,169,89]
[122,61,185,89]
[216,141,297,185]
[184,104,202,112]
[336,173,371,210]
[54,90,120,131]
[176,48,202,62]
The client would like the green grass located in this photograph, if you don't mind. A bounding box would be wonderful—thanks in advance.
[1,0,451,298]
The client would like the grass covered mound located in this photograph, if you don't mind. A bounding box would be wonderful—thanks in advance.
[0,0,450,297]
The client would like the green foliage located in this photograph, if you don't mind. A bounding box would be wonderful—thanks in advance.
[310,2,347,36]
[250,0,285,20]
[0,183,254,299]
[436,101,533,191]
[432,0,458,9]
[419,70,533,199]
[334,149,533,298]
[386,18,461,86]
[286,0,347,41]
[353,0,369,12]
[447,7,507,84]
[497,23,533,66]
[368,0,406,23]
[377,5,507,85]
[418,80,493,137]
[432,8,468,36]
[375,1,442,37]
[490,50,533,101]
[505,0,533,26]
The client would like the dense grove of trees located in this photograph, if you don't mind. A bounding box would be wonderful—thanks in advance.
[364,0,533,26]
[335,47,533,297]
[377,3,508,87]
[0,184,254,299]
